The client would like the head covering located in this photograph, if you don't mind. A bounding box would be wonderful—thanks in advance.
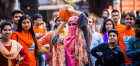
[67,16,78,36]
[54,16,60,22]
[64,16,78,66]
[64,16,89,66]
[53,16,60,30]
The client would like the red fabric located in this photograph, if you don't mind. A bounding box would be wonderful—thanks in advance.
[0,45,28,66]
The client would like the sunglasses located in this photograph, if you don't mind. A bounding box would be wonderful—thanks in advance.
[68,23,77,26]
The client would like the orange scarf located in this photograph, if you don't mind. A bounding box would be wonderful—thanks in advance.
[0,40,23,66]
[12,30,34,46]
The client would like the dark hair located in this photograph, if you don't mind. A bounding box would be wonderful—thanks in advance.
[84,11,89,17]
[111,9,119,14]
[108,29,119,37]
[6,20,14,24]
[87,17,94,23]
[33,14,43,21]
[17,15,39,64]
[121,12,125,18]
[103,9,109,16]
[136,11,139,15]
[53,16,60,30]
[11,10,24,17]
[1,21,12,32]
[101,19,115,34]
[54,16,59,22]
[124,12,135,20]
[135,19,140,25]
[45,21,52,32]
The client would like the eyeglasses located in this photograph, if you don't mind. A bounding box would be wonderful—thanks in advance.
[68,23,77,26]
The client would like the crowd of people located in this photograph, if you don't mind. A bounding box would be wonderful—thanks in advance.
[0,6,140,66]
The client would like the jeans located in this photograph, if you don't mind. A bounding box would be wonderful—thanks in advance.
[39,53,46,66]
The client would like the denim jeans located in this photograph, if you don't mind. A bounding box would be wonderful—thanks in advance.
[39,53,45,66]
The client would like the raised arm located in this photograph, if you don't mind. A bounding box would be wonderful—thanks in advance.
[67,7,82,17]
[53,6,83,37]
[53,22,67,38]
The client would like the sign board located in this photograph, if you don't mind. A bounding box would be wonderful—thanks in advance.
[38,0,57,5]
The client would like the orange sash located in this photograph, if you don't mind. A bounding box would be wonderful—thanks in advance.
[12,30,33,46]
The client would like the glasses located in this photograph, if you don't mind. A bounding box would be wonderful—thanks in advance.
[68,23,77,26]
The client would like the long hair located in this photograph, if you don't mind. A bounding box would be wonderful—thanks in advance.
[53,16,59,30]
[17,15,39,65]
[1,21,12,32]
[46,21,51,32]
[101,18,115,34]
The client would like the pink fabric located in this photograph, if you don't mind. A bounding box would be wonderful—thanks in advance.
[67,16,78,36]
[92,24,95,31]
[64,16,79,66]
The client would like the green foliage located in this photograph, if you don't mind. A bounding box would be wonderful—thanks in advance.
[0,0,14,20]
[60,0,76,7]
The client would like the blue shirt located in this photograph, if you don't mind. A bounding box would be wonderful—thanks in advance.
[126,36,140,66]
[12,25,16,32]
[90,30,103,63]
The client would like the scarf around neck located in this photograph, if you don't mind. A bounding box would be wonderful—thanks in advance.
[103,32,108,42]
[64,16,88,66]
[12,30,34,46]
[0,40,22,66]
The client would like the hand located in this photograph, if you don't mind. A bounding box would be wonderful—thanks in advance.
[65,5,74,12]
[42,22,46,29]
[16,57,24,64]
[45,51,52,57]
[39,47,44,53]
[102,58,104,63]
[62,21,68,23]
[16,59,19,64]
[36,34,42,39]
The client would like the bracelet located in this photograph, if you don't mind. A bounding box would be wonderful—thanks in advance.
[41,47,48,54]
[16,59,19,64]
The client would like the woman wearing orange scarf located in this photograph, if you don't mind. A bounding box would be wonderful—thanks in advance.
[11,15,39,66]
[0,22,28,66]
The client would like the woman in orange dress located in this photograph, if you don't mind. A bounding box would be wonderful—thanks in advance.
[11,15,39,66]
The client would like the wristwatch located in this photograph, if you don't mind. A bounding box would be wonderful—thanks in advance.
[16,59,19,64]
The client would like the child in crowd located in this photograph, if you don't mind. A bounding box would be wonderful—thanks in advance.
[11,15,39,66]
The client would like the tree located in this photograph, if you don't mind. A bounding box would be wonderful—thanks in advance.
[73,0,113,17]
[0,0,14,21]
[88,0,113,17]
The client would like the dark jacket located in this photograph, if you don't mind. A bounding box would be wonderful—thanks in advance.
[91,42,125,66]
